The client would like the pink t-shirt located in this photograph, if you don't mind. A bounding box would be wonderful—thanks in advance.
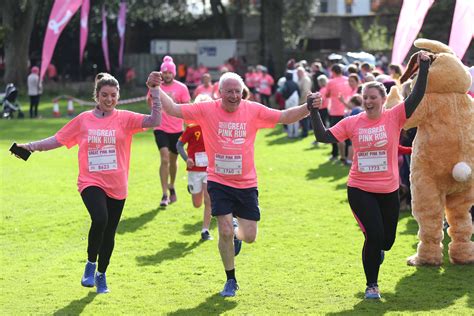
[193,84,214,98]
[181,99,281,188]
[55,110,145,200]
[156,80,191,133]
[258,74,274,96]
[319,86,329,110]
[329,102,407,193]
[326,76,352,116]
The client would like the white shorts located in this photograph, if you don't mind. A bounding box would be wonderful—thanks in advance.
[187,171,208,194]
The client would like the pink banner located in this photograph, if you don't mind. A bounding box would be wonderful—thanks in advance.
[101,5,111,72]
[448,0,474,59]
[40,0,82,81]
[117,1,127,68]
[391,0,434,65]
[79,0,90,65]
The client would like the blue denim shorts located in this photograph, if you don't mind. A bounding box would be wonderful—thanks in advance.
[207,181,260,221]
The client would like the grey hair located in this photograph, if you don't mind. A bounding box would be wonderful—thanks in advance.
[219,72,244,92]
[317,74,328,86]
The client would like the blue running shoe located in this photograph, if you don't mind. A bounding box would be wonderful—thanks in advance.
[365,285,381,299]
[233,218,242,256]
[220,279,239,297]
[95,272,110,294]
[380,250,385,265]
[81,261,96,287]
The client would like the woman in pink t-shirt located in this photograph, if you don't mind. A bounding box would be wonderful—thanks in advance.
[307,52,431,300]
[15,73,162,294]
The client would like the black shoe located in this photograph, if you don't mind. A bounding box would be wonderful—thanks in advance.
[201,231,213,241]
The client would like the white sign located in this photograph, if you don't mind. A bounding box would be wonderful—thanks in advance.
[150,40,168,55]
[197,39,237,67]
[169,40,197,54]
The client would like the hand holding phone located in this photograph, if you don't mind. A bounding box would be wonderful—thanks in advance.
[10,143,31,161]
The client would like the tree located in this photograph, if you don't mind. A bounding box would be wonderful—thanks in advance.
[1,0,40,86]
[260,0,283,76]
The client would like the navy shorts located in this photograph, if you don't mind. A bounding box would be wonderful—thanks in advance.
[153,130,182,155]
[207,181,260,221]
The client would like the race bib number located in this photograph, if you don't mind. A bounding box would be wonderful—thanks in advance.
[357,150,387,173]
[215,153,242,175]
[195,151,208,167]
[88,146,118,172]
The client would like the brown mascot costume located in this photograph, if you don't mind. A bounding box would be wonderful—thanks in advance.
[398,39,474,266]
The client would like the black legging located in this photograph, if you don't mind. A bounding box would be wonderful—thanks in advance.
[29,95,40,118]
[347,186,400,286]
[81,186,125,273]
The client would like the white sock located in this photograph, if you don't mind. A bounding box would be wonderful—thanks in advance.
[201,228,209,233]
[96,271,103,276]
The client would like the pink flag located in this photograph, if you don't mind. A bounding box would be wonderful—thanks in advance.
[117,1,127,68]
[448,0,474,59]
[40,0,82,81]
[79,0,90,65]
[391,0,434,65]
[101,5,111,72]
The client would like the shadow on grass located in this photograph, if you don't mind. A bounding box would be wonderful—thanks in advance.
[265,125,285,138]
[117,207,163,235]
[53,292,96,315]
[328,264,474,315]
[136,241,202,266]
[266,134,305,146]
[167,293,238,315]
[180,220,203,236]
[330,211,473,315]
[305,160,348,188]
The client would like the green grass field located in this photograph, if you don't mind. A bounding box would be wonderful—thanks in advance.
[1,105,473,315]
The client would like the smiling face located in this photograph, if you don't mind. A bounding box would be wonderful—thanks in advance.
[362,86,386,119]
[220,78,243,112]
[97,85,119,112]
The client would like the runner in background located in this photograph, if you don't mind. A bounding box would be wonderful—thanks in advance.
[177,94,214,241]
[154,55,191,207]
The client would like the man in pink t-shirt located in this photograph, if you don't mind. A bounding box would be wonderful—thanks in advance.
[147,70,313,297]
[326,63,352,160]
[154,55,191,207]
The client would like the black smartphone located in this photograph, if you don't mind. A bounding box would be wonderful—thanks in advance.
[9,143,31,161]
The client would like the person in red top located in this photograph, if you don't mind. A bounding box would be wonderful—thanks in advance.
[176,95,213,241]
[15,73,162,294]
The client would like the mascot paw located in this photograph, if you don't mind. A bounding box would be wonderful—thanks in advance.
[449,241,474,264]
[407,254,443,266]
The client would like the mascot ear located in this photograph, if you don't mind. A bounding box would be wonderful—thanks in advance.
[400,52,420,84]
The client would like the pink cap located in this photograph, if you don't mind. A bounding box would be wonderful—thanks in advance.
[160,56,176,76]
[31,66,39,74]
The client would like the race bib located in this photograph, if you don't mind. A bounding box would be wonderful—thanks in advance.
[357,150,387,173]
[215,153,242,175]
[195,151,208,167]
[88,146,118,172]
